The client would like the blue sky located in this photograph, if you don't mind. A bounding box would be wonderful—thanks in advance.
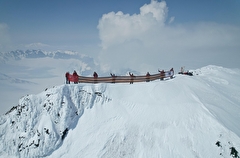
[0,0,151,50]
[0,0,240,70]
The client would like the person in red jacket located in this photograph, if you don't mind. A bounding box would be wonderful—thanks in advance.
[73,70,78,84]
[65,72,70,84]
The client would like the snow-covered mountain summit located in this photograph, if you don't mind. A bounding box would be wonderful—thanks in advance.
[0,65,240,158]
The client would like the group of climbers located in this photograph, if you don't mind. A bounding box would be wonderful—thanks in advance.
[65,68,174,84]
[66,71,99,84]
[65,70,78,84]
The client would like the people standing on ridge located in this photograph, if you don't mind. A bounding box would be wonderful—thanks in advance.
[129,72,134,84]
[110,73,115,77]
[146,72,150,82]
[65,72,70,84]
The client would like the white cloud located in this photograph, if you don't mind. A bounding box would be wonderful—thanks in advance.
[140,0,168,22]
[97,0,240,73]
[97,0,168,50]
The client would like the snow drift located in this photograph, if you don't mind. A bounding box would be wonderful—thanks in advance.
[0,65,240,158]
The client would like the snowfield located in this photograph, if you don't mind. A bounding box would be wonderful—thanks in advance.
[0,65,240,158]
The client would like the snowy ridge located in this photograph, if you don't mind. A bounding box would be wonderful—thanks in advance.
[1,65,240,158]
[0,84,110,157]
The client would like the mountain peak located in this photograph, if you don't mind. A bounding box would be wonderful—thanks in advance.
[1,66,240,157]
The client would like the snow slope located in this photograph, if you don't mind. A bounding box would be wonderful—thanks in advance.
[0,65,240,158]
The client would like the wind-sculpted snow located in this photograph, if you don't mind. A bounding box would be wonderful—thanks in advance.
[0,84,111,157]
[1,65,240,158]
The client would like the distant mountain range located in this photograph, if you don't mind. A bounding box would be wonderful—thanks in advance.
[0,50,94,63]
[0,49,98,77]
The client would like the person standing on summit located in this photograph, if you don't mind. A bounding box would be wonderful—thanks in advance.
[93,72,98,78]
[93,72,98,83]
[129,72,134,84]
[170,68,174,79]
[65,72,70,84]
[110,73,116,83]
[158,70,165,80]
[73,70,78,84]
[146,72,150,82]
